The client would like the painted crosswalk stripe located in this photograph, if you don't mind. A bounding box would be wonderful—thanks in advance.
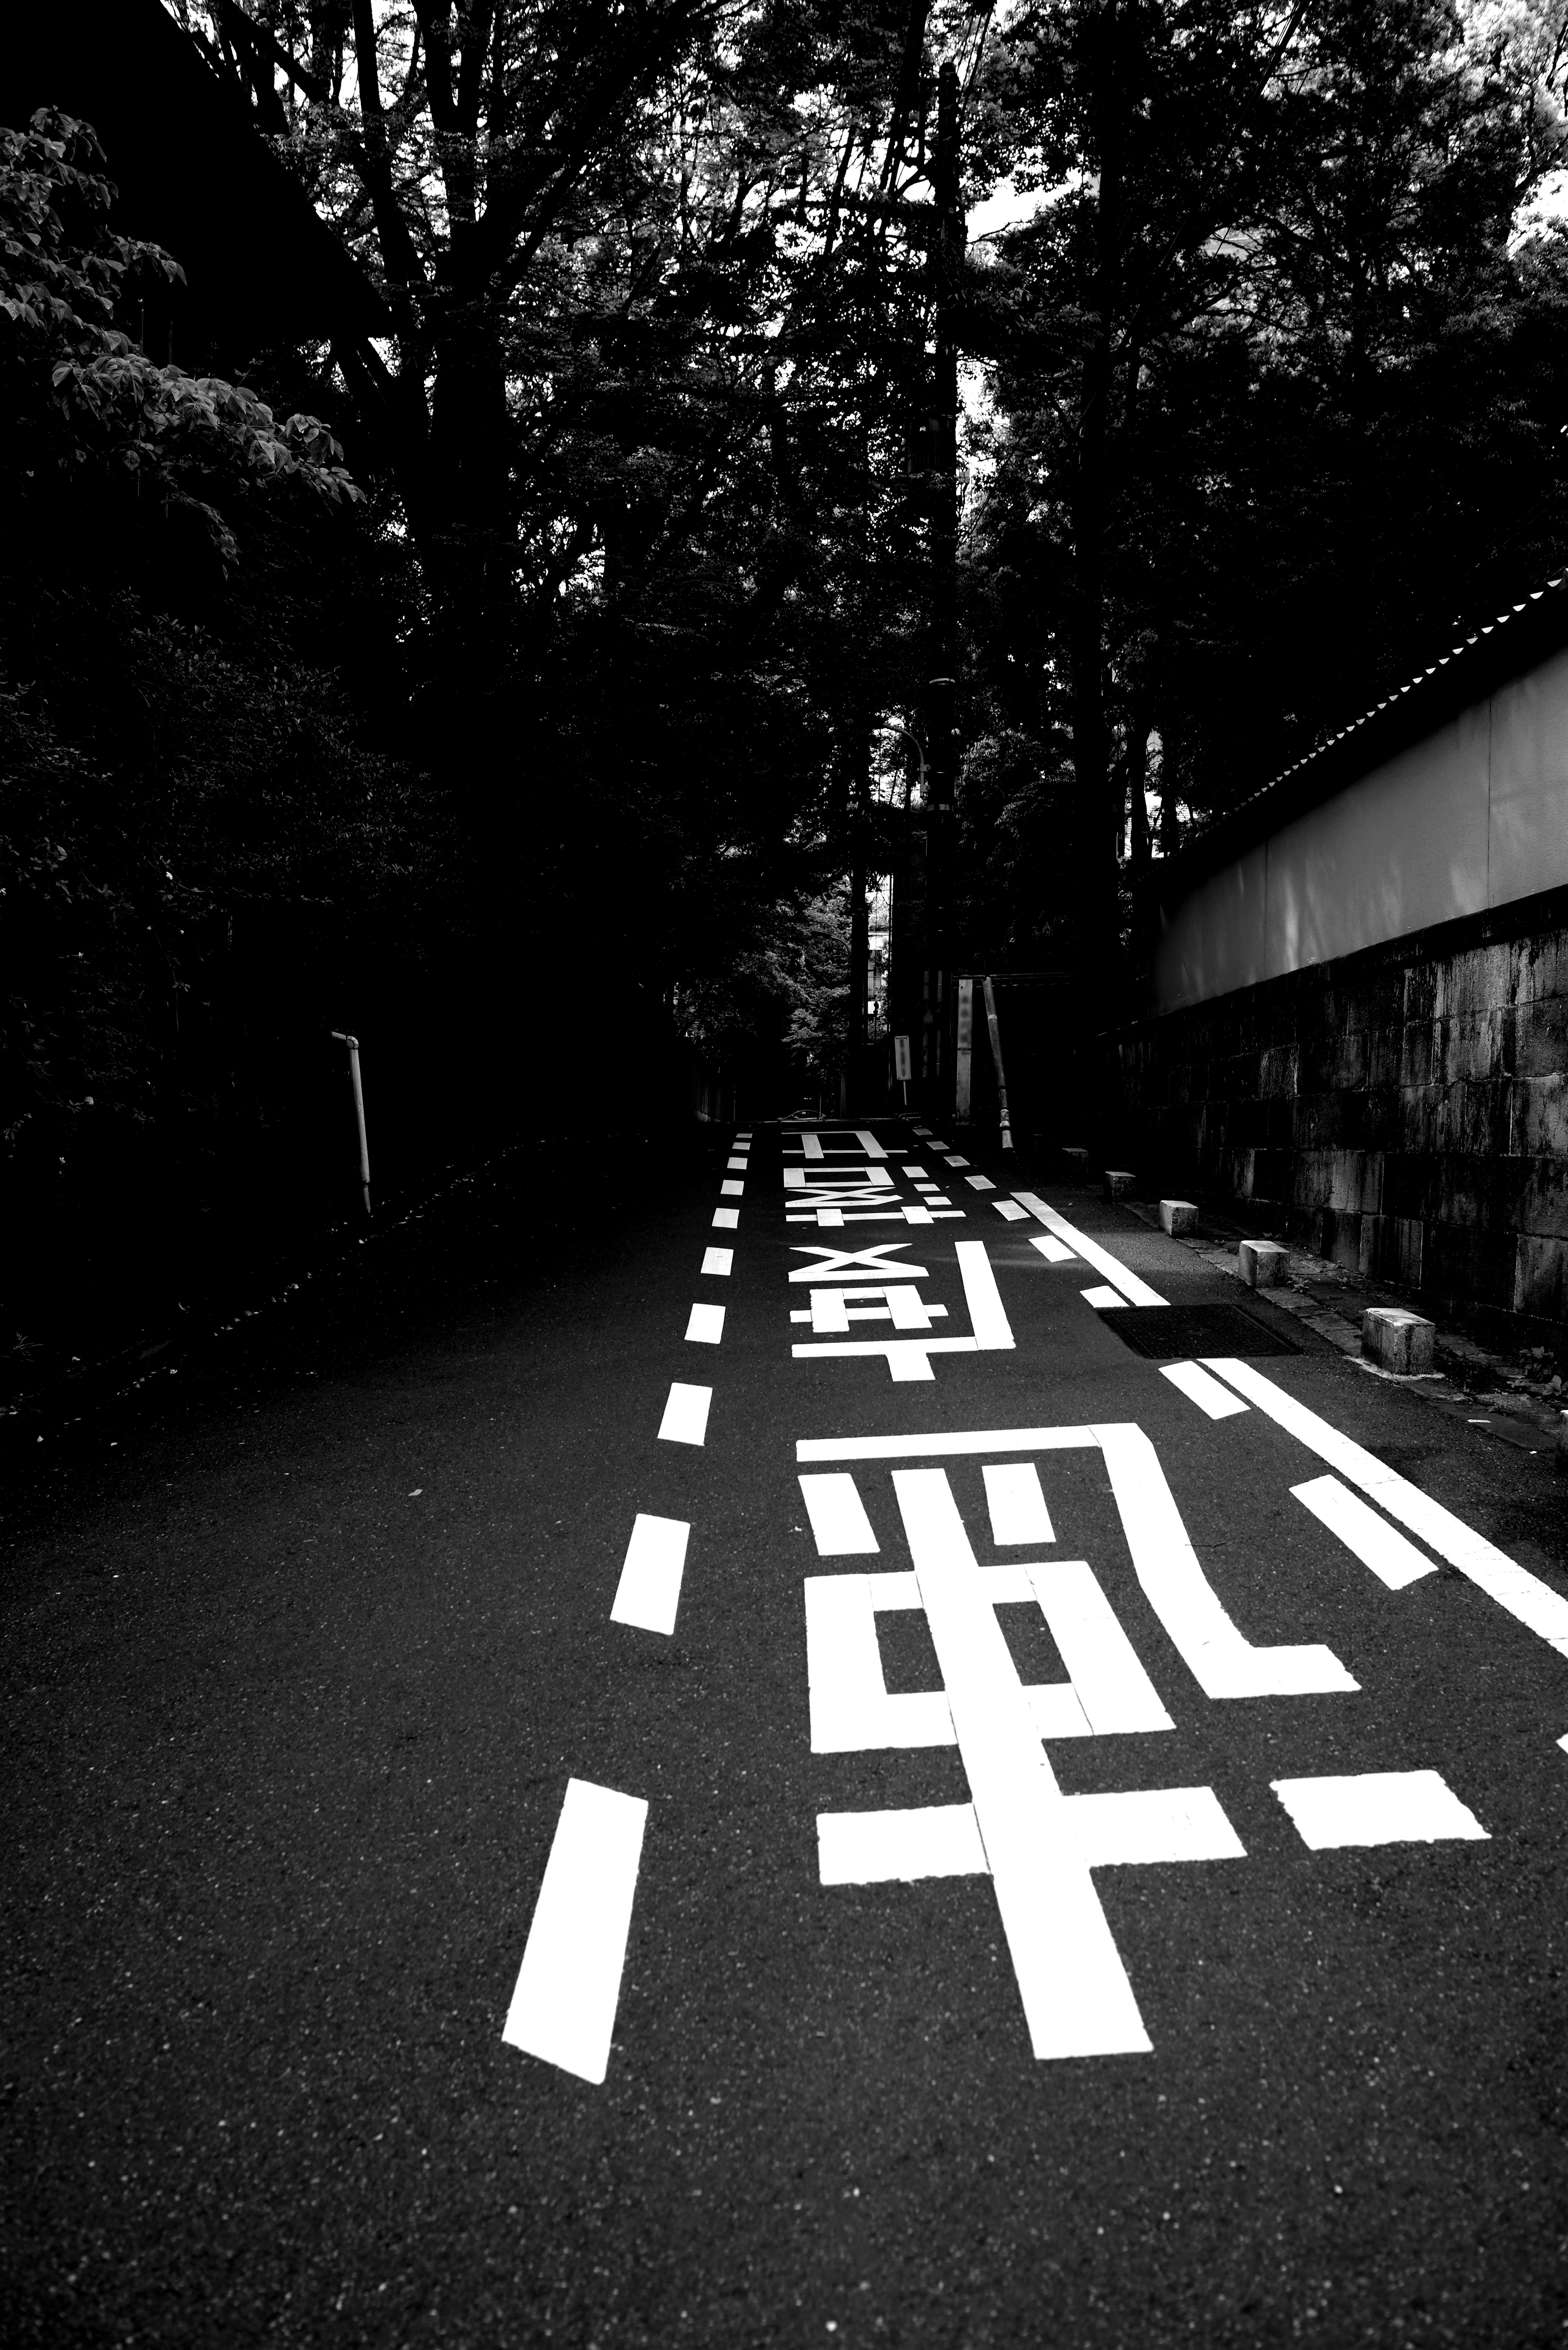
[684,1302,725,1344]
[658,1382,711,1445]
[502,1779,648,2084]
[1160,1361,1249,1420]
[701,1246,733,1276]
[611,1513,690,1634]
[1291,1474,1437,1589]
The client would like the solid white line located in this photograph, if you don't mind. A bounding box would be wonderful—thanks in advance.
[658,1382,711,1445]
[1270,1770,1488,1849]
[893,1469,1152,2056]
[799,1471,881,1554]
[1291,1474,1437,1590]
[1203,1358,1568,1652]
[799,1427,1099,1463]
[502,1779,648,2084]
[1160,1361,1250,1419]
[712,1207,739,1229]
[1012,1193,1167,1305]
[1094,1421,1357,1698]
[610,1514,690,1634]
[684,1302,725,1344]
[701,1246,733,1276]
[983,1461,1054,1545]
[1082,1285,1127,1310]
[1030,1236,1075,1264]
[956,1240,1014,1349]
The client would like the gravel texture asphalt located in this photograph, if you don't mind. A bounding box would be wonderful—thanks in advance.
[4,1120,1568,2349]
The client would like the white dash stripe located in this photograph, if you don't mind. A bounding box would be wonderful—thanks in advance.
[1082,1285,1127,1310]
[658,1382,711,1445]
[701,1246,733,1276]
[965,1173,995,1191]
[611,1513,689,1633]
[1291,1475,1437,1590]
[1012,1193,1167,1305]
[983,1462,1054,1545]
[1160,1361,1249,1420]
[712,1207,739,1229]
[502,1779,648,2083]
[956,1240,1014,1349]
[993,1199,1029,1220]
[720,1179,744,1196]
[684,1302,725,1344]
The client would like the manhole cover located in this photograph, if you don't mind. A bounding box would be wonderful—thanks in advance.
[1106,1302,1302,1360]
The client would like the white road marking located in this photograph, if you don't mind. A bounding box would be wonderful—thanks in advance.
[993,1200,1029,1221]
[800,1427,1099,1463]
[945,1154,970,1167]
[799,1472,881,1554]
[1025,1559,1175,1733]
[702,1246,733,1276]
[1013,1193,1167,1305]
[1082,1284,1128,1310]
[957,1241,1013,1349]
[792,1242,1013,1379]
[804,1572,954,1749]
[906,1164,929,1178]
[720,1179,744,1196]
[1558,1732,1568,1756]
[1291,1474,1437,1590]
[966,1174,995,1191]
[726,1156,747,1170]
[984,1462,1054,1545]
[784,1168,897,1191]
[789,1244,928,1282]
[1203,1359,1568,1655]
[1271,1770,1488,1849]
[1161,1361,1250,1419]
[658,1382,711,1445]
[802,1133,825,1159]
[1030,1236,1076,1264]
[611,1514,690,1634]
[1096,1420,1356,1698]
[817,1787,1243,1884]
[713,1207,739,1229]
[892,1470,1153,2056]
[502,1779,648,2084]
[685,1302,725,1344]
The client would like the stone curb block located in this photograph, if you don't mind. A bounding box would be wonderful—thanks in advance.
[1362,1306,1436,1375]
[1103,1170,1136,1202]
[1239,1239,1288,1288]
[1160,1199,1199,1235]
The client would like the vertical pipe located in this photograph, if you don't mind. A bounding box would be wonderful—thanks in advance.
[332,1029,372,1211]
[981,976,1013,1152]
[955,975,975,1119]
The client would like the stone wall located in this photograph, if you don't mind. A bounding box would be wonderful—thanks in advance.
[1111,886,1568,1330]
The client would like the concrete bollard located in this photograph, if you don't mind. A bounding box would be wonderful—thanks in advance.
[1062,1147,1089,1173]
[1103,1170,1136,1202]
[1238,1238,1288,1288]
[1160,1199,1199,1236]
[1362,1307,1435,1375]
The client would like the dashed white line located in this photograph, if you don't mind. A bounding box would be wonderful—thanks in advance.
[1270,1770,1488,1849]
[701,1246,733,1276]
[1030,1235,1076,1265]
[993,1199,1028,1221]
[1291,1474,1437,1590]
[684,1302,725,1344]
[1013,1193,1167,1305]
[720,1179,744,1197]
[611,1512,690,1634]
[713,1207,739,1230]
[502,1778,648,2084]
[966,1174,995,1192]
[658,1382,711,1445]
[1160,1361,1249,1419]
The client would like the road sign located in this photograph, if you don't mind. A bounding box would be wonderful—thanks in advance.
[893,1034,912,1082]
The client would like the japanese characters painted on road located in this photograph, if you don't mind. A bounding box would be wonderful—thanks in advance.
[795,1416,1490,2064]
[790,1239,1013,1382]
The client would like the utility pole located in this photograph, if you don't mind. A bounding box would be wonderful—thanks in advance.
[923,57,962,1112]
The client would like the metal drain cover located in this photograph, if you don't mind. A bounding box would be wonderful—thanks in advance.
[1105,1302,1302,1360]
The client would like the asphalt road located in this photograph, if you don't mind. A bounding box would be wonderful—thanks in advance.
[5,1121,1568,2349]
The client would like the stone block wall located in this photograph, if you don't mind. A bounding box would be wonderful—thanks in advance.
[1111,889,1568,1329]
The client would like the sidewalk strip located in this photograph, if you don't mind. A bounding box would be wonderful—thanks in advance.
[502,1779,648,2084]
[658,1382,711,1445]
[1290,1474,1437,1590]
[611,1513,690,1633]
[684,1302,725,1344]
[1203,1358,1568,1652]
[1012,1193,1167,1306]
